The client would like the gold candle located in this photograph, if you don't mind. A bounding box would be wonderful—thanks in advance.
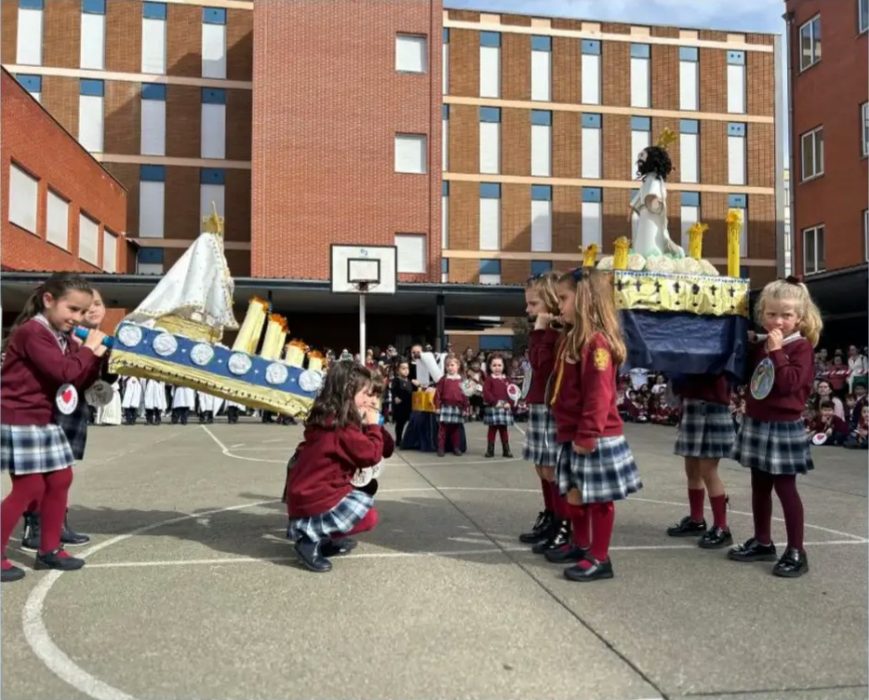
[688,222,708,261]
[583,243,599,268]
[613,237,630,270]
[231,296,268,354]
[307,350,325,373]
[285,339,308,368]
[260,314,288,360]
[726,209,743,278]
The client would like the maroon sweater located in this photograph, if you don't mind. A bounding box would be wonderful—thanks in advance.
[435,376,469,410]
[552,333,623,451]
[745,337,814,422]
[1,319,103,426]
[483,375,514,408]
[526,329,559,405]
[288,422,391,517]
[675,374,731,406]
[807,414,849,437]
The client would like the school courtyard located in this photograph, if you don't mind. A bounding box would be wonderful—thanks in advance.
[1,420,866,700]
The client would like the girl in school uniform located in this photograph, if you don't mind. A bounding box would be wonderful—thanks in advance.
[482,355,515,458]
[1,274,107,582]
[434,355,469,457]
[667,374,735,549]
[390,359,413,446]
[549,268,642,582]
[728,277,822,578]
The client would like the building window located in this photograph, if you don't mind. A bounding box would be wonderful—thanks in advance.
[79,213,99,266]
[140,83,167,156]
[442,29,450,94]
[803,224,825,275]
[479,183,501,251]
[441,258,449,283]
[727,122,746,186]
[531,185,552,253]
[726,50,745,114]
[142,2,167,74]
[479,31,501,98]
[678,46,698,111]
[137,247,164,275]
[201,88,226,159]
[46,190,69,250]
[530,110,552,177]
[861,0,869,33]
[200,168,225,222]
[479,107,500,175]
[530,260,552,276]
[78,79,104,152]
[202,8,227,79]
[16,0,43,66]
[139,164,165,238]
[16,74,41,102]
[479,258,501,285]
[679,191,700,248]
[630,43,650,109]
[9,163,38,234]
[581,187,602,247]
[862,102,869,157]
[395,34,427,73]
[441,181,449,249]
[800,126,824,180]
[394,134,427,173]
[395,234,427,273]
[679,119,699,184]
[581,113,601,179]
[531,35,551,102]
[480,335,511,350]
[80,0,105,70]
[799,15,821,71]
[728,193,748,256]
[631,116,651,179]
[581,40,601,105]
[102,229,117,273]
[442,105,449,171]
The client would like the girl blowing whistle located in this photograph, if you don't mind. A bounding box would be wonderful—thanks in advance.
[1,273,107,582]
[728,278,821,577]
[434,355,468,457]
[550,268,642,582]
[286,361,393,573]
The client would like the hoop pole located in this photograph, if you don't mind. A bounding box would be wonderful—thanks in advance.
[359,292,366,364]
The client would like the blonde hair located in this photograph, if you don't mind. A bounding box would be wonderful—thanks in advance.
[755,278,823,348]
[557,269,626,365]
[526,270,562,316]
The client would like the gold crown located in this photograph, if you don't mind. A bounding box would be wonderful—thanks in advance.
[656,127,677,150]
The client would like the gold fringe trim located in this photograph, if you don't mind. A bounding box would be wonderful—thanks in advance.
[613,271,749,317]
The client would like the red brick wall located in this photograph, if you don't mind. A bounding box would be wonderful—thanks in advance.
[251,0,443,282]
[1,71,128,273]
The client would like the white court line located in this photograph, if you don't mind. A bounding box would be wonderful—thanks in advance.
[201,425,284,463]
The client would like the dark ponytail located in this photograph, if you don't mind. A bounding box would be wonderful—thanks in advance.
[4,273,93,349]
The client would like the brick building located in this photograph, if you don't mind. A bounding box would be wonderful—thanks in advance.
[785,0,868,344]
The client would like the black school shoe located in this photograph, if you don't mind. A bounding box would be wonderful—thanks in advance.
[563,558,614,582]
[727,537,778,562]
[35,547,85,571]
[531,519,570,554]
[772,547,809,578]
[544,543,588,563]
[698,526,733,549]
[294,536,332,573]
[61,513,90,546]
[519,510,554,544]
[21,512,40,552]
[321,538,358,557]
[1,563,25,583]
[666,515,707,537]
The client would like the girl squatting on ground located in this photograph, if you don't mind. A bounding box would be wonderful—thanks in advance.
[1,273,108,582]
[286,361,393,573]
[728,278,822,578]
[482,354,515,458]
[549,268,643,582]
[434,355,468,457]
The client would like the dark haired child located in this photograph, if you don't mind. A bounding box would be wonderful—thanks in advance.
[482,354,515,458]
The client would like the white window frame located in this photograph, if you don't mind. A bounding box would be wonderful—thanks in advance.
[861,0,869,34]
[395,233,427,274]
[680,131,699,184]
[800,126,824,181]
[531,46,551,102]
[531,198,552,253]
[581,123,601,179]
[78,213,100,266]
[140,94,166,156]
[479,198,500,251]
[16,4,43,66]
[141,16,167,74]
[395,34,427,74]
[199,183,225,222]
[480,44,500,98]
[46,189,70,250]
[80,11,105,70]
[727,128,746,186]
[530,123,551,177]
[726,62,745,114]
[862,102,869,158]
[581,52,600,105]
[479,121,500,174]
[202,21,227,79]
[102,229,117,273]
[631,128,650,179]
[799,15,821,71]
[8,163,39,234]
[630,52,650,109]
[394,134,427,174]
[679,204,699,248]
[201,102,226,159]
[582,200,602,247]
[78,92,104,153]
[139,180,165,238]
[679,55,698,111]
[802,224,825,275]
[442,30,449,94]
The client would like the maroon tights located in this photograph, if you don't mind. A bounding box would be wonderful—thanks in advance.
[750,469,804,550]
[1,469,73,556]
[487,426,509,446]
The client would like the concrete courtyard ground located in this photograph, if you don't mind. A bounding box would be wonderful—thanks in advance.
[1,419,867,700]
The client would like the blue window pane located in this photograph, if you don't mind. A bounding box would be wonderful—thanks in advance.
[531,35,551,52]
[441,258,449,273]
[531,110,551,126]
[728,122,746,137]
[19,0,43,8]
[739,265,749,279]
[442,104,449,120]
[480,335,512,351]
[82,0,105,14]
[443,28,450,44]
[680,119,699,134]
[531,185,552,201]
[480,31,501,48]
[531,260,552,276]
[142,2,166,20]
[681,191,700,207]
[202,88,226,105]
[480,183,501,199]
[630,116,651,131]
[201,168,225,185]
[79,79,104,96]
[479,106,501,123]
[581,39,600,55]
[202,7,226,24]
[727,50,745,65]
[138,247,164,264]
[727,194,747,208]
[582,113,601,129]
[479,259,501,275]
[679,46,698,62]
[630,43,650,59]
[141,83,167,100]
[582,187,602,203]
[140,165,165,182]
[442,181,449,196]
[16,74,41,93]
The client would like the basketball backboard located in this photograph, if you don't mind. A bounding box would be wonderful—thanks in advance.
[331,245,397,294]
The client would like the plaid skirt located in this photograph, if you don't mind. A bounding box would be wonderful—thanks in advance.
[437,405,465,424]
[522,403,558,466]
[732,416,814,475]
[483,406,514,426]
[288,489,374,542]
[0,424,74,475]
[674,399,735,459]
[556,437,642,504]
[54,404,89,460]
